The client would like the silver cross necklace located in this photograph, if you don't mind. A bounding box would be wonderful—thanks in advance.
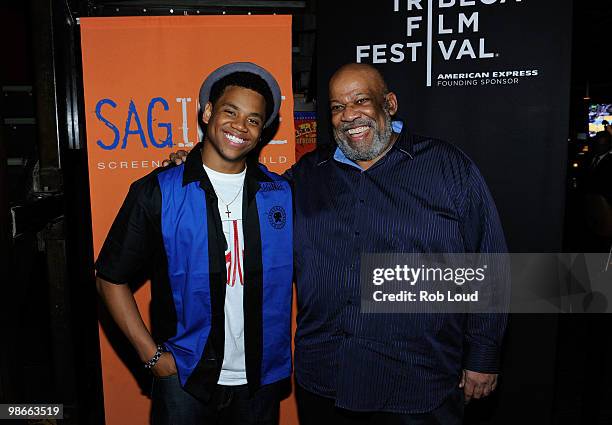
[213,185,244,218]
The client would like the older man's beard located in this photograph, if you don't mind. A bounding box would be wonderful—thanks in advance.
[333,107,394,162]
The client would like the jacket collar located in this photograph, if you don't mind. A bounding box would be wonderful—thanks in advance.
[182,142,272,202]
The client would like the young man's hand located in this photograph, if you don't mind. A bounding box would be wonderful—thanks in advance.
[152,352,178,378]
[161,150,188,167]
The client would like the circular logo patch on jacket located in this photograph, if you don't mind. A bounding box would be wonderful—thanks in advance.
[268,206,287,229]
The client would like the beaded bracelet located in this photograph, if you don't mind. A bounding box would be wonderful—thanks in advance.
[144,344,165,369]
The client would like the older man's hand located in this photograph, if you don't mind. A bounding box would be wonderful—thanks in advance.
[459,369,498,402]
[161,149,188,167]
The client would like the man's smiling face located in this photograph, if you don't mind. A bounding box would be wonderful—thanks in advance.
[329,65,398,165]
[202,85,265,172]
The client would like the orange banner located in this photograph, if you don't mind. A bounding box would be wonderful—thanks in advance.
[80,15,296,424]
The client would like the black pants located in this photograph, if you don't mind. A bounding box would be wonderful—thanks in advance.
[151,375,280,425]
[295,384,464,425]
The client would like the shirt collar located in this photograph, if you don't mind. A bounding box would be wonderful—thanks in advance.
[323,119,415,168]
[392,120,415,159]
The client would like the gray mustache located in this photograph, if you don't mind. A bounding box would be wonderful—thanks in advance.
[339,118,375,132]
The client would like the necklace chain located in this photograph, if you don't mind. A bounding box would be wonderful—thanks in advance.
[213,184,243,208]
[205,165,246,218]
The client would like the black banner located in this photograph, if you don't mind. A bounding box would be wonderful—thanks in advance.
[317,0,572,253]
[316,1,573,424]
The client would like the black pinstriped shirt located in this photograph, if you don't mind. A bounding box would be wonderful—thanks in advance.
[286,123,508,413]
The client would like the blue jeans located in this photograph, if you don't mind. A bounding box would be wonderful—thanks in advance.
[150,375,280,425]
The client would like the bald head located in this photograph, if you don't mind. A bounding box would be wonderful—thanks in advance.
[330,63,389,96]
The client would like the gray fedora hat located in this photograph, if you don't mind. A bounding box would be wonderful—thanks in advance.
[198,62,282,128]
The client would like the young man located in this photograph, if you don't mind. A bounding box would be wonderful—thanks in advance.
[95,62,293,425]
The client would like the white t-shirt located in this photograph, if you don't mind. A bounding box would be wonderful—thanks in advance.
[203,164,247,385]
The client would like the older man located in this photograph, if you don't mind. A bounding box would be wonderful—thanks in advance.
[288,63,507,424]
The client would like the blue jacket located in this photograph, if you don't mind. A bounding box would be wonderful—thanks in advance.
[96,144,293,401]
